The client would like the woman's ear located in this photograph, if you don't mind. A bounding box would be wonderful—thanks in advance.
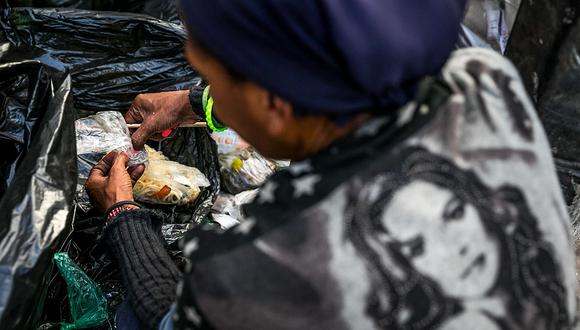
[264,93,295,137]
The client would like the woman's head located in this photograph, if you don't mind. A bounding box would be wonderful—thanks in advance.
[184,39,366,160]
[180,0,467,159]
[347,147,568,328]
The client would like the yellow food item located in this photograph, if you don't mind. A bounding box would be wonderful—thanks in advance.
[231,158,244,172]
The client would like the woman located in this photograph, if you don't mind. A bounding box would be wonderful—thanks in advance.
[85,0,577,329]
[348,147,569,329]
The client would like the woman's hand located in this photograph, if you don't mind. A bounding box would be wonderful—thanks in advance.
[125,90,199,150]
[86,152,146,212]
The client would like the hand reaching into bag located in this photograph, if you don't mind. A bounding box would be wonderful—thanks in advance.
[86,152,145,212]
[124,91,199,150]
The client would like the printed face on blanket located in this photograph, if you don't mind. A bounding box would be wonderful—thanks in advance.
[348,147,568,330]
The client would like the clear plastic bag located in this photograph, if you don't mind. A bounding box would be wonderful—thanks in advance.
[211,128,282,193]
[76,111,147,166]
[211,189,259,221]
[134,146,210,206]
[75,111,147,211]
[219,148,281,194]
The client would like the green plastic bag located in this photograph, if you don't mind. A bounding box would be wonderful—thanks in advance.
[54,253,109,329]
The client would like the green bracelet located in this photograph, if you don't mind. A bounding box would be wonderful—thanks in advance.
[202,86,227,132]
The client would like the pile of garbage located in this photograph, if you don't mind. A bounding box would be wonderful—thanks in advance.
[0,3,286,327]
[209,129,289,229]
[0,6,220,329]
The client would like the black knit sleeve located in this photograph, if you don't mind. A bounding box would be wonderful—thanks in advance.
[103,209,181,329]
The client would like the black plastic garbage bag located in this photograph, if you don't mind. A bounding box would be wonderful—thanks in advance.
[505,0,580,102]
[0,60,53,197]
[1,8,200,117]
[5,0,181,23]
[505,0,580,203]
[533,16,580,205]
[0,60,77,329]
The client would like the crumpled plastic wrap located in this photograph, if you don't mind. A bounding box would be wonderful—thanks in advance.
[76,111,147,167]
[211,189,259,229]
[504,0,579,100]
[54,253,108,330]
[535,13,580,205]
[211,129,250,154]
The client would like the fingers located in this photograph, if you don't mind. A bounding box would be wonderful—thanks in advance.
[109,153,133,186]
[125,95,151,150]
[90,152,118,178]
[126,97,148,149]
[131,124,154,150]
[125,97,144,124]
[128,164,146,185]
[112,152,130,172]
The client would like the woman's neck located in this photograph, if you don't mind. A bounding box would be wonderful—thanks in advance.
[291,113,371,160]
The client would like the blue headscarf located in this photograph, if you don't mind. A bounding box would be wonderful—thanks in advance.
[181,0,467,116]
